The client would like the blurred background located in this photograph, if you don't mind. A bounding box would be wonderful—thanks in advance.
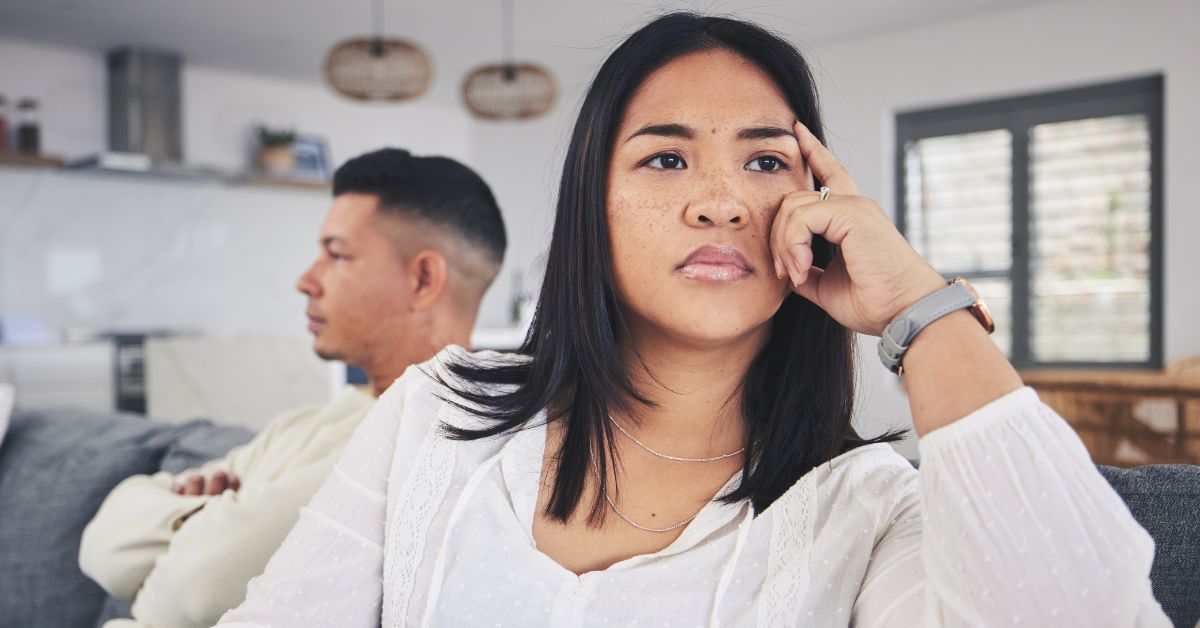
[0,0,1196,461]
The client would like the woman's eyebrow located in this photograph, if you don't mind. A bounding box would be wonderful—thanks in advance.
[736,126,795,141]
[622,123,794,143]
[624,123,694,143]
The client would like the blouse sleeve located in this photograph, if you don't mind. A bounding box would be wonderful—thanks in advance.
[216,370,416,628]
[853,386,1170,627]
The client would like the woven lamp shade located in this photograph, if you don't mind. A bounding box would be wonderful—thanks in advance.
[462,63,556,120]
[324,37,433,101]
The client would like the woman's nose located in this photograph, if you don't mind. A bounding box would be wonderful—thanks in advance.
[684,175,749,227]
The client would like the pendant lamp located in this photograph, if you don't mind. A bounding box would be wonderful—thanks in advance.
[324,0,432,101]
[462,0,557,120]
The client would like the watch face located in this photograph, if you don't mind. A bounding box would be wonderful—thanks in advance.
[953,277,996,335]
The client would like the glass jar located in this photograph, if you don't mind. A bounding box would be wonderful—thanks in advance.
[16,98,40,155]
[0,94,10,152]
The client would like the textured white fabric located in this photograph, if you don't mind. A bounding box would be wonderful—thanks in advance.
[219,346,1170,627]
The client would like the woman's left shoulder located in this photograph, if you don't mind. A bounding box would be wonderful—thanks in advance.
[411,344,532,432]
[419,345,530,387]
[764,444,918,539]
[791,443,918,507]
[824,442,915,481]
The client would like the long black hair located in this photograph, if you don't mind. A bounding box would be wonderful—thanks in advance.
[440,12,905,523]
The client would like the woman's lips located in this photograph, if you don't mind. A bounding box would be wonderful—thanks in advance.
[677,245,752,282]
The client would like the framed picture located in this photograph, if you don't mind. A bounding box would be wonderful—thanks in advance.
[292,135,330,180]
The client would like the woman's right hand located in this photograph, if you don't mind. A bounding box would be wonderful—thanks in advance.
[770,120,946,338]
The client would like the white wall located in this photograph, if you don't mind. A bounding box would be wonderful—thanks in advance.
[461,35,618,332]
[806,0,1200,456]
[0,169,328,337]
[0,37,482,342]
[0,38,104,159]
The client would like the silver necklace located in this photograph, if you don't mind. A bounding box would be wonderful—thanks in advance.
[590,456,699,533]
[607,415,745,463]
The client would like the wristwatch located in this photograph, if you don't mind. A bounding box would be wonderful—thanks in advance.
[877,277,995,375]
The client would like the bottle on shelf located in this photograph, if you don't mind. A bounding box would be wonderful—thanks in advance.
[16,98,40,155]
[0,95,10,152]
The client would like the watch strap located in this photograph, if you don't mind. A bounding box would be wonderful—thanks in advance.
[877,281,977,374]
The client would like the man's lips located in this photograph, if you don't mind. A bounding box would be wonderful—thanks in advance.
[306,313,327,334]
[676,245,752,281]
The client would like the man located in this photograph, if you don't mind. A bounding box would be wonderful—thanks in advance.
[78,148,507,628]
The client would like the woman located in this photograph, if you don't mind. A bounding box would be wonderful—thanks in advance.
[220,13,1167,627]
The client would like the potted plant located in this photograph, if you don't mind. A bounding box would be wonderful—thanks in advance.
[255,125,297,177]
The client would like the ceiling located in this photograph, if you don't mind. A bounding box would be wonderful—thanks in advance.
[0,0,1059,96]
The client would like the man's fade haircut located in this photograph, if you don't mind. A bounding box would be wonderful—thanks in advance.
[332,148,507,267]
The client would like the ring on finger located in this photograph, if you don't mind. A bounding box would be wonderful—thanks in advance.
[818,186,831,202]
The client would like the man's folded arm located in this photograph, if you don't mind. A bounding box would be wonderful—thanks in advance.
[78,407,307,598]
[79,470,210,598]
[123,460,337,628]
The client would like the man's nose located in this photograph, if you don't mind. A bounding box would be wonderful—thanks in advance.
[296,264,321,297]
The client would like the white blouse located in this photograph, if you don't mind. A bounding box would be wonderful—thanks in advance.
[219,347,1169,627]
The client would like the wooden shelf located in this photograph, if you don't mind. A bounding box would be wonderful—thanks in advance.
[0,151,65,167]
[231,174,331,191]
[0,154,330,193]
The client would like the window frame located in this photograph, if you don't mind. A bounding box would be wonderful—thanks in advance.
[895,75,1164,369]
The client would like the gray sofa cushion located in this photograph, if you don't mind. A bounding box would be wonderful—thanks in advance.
[160,417,257,475]
[0,406,252,628]
[1101,464,1200,628]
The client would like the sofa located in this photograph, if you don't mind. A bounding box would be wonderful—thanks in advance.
[1101,464,1200,627]
[0,406,1197,627]
[0,406,253,628]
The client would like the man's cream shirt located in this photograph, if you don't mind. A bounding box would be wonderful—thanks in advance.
[80,385,375,628]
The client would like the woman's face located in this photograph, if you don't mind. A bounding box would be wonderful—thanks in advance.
[607,49,811,349]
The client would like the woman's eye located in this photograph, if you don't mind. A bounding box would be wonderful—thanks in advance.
[746,156,785,172]
[645,153,686,170]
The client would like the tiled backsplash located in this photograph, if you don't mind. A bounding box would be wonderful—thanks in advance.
[0,169,329,339]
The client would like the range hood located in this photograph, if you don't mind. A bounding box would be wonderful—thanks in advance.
[67,48,222,180]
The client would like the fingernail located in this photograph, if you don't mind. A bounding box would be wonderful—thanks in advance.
[774,258,783,278]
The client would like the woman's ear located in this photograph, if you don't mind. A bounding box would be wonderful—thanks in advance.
[408,250,449,311]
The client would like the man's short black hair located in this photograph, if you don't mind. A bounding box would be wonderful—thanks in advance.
[332,148,506,265]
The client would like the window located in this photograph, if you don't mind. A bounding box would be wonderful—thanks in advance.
[896,76,1163,369]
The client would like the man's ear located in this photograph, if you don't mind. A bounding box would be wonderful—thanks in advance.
[408,250,449,311]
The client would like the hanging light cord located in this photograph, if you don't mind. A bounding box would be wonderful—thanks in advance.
[368,0,387,57]
[502,0,514,64]
[372,0,385,39]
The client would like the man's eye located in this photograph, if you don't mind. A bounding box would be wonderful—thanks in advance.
[746,156,785,172]
[646,153,686,170]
